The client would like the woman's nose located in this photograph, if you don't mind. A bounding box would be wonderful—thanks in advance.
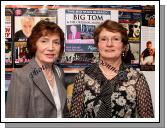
[106,39,114,46]
[48,42,54,50]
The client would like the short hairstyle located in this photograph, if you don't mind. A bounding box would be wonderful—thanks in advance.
[27,20,64,59]
[94,20,128,47]
[94,20,134,64]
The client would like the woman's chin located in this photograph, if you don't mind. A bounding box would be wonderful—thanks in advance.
[43,59,55,64]
[103,55,115,59]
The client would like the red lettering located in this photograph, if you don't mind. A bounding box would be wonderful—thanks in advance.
[5,28,10,33]
[5,33,10,38]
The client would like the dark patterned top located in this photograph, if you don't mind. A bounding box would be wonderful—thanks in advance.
[70,63,154,118]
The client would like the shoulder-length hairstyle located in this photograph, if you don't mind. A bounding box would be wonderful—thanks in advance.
[27,19,64,60]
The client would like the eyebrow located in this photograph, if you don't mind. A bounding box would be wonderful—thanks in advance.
[100,35,121,38]
[40,37,60,41]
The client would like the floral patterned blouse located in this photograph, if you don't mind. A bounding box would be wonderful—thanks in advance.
[70,63,154,118]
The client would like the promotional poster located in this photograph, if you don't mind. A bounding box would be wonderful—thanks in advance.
[142,5,155,27]
[58,8,118,72]
[140,26,155,71]
[5,9,13,67]
[119,10,141,67]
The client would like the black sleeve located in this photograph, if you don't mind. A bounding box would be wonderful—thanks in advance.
[135,73,154,118]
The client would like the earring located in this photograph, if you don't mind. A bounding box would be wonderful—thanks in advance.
[122,52,125,57]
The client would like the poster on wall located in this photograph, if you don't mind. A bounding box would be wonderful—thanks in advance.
[13,7,57,67]
[58,8,118,72]
[5,9,13,67]
[14,42,30,65]
[119,11,141,43]
[142,5,155,27]
[119,11,141,68]
[140,26,155,71]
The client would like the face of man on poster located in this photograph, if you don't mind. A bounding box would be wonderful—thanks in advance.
[132,21,140,38]
[21,17,35,37]
[70,25,77,38]
[68,25,81,39]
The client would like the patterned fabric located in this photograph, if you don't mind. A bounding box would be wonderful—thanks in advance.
[135,74,154,117]
[70,63,154,118]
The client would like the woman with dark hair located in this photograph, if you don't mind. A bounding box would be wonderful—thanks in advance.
[70,20,154,118]
[6,20,67,118]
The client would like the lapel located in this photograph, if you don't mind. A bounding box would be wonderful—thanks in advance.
[53,65,66,109]
[29,58,56,107]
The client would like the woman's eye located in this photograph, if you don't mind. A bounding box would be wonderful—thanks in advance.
[54,42,60,45]
[114,37,121,41]
[101,38,107,41]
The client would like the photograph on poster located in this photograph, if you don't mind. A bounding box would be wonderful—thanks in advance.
[141,41,155,65]
[140,26,155,71]
[142,5,155,27]
[14,16,57,42]
[128,20,141,38]
[67,25,81,39]
[119,11,141,43]
[14,16,35,41]
[81,24,95,39]
[14,42,30,64]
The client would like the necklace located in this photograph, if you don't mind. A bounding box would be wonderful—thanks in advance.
[48,75,55,89]
[44,70,55,81]
[48,74,55,81]
[99,66,117,76]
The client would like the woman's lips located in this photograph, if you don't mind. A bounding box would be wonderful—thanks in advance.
[46,54,55,58]
[106,50,115,52]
